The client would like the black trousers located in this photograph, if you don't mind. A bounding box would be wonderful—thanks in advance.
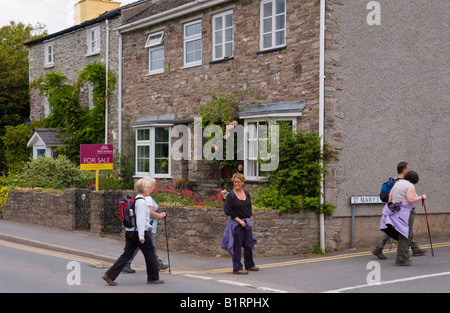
[105,231,159,282]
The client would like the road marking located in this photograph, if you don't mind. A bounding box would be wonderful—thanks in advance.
[183,274,213,280]
[218,280,252,287]
[0,240,107,268]
[324,271,450,293]
[258,286,288,293]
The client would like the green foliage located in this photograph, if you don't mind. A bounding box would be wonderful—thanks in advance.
[196,85,260,175]
[15,155,94,189]
[251,123,338,215]
[2,120,47,173]
[0,21,47,172]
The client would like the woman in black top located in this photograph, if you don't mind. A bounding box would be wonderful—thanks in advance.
[224,173,259,275]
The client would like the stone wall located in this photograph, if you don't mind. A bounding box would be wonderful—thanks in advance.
[1,189,320,257]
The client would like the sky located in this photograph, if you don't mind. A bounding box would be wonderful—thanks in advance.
[0,0,139,34]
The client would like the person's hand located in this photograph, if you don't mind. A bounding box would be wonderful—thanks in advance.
[139,238,145,244]
[240,220,246,228]
[421,194,427,200]
[160,212,167,218]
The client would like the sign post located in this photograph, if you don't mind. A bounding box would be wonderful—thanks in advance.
[80,144,113,191]
[349,195,384,249]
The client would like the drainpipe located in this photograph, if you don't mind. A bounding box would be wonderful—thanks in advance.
[319,0,326,252]
[105,19,109,144]
[117,30,122,155]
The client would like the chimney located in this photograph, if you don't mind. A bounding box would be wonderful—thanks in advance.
[74,0,121,25]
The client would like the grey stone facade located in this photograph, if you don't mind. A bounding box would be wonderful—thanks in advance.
[26,9,122,147]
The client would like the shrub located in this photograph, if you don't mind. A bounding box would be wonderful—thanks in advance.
[251,123,338,215]
[16,155,94,189]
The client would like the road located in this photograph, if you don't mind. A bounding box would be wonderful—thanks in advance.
[1,238,450,297]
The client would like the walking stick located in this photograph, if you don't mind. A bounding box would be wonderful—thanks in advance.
[164,214,171,273]
[422,199,434,257]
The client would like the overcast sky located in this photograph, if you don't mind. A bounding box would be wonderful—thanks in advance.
[0,0,138,34]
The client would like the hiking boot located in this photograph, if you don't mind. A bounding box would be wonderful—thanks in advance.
[412,249,427,256]
[102,274,117,286]
[246,266,259,271]
[395,260,412,266]
[233,269,248,275]
[159,263,169,271]
[371,249,387,260]
[147,279,164,284]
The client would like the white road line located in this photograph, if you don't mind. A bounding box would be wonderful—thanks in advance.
[183,274,213,280]
[324,271,450,293]
[258,286,288,293]
[217,279,253,287]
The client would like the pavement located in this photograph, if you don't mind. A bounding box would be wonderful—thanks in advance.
[0,218,235,274]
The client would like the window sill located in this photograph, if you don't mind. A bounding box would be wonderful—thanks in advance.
[256,46,286,55]
[85,51,100,57]
[146,70,164,76]
[209,56,234,64]
[181,62,202,69]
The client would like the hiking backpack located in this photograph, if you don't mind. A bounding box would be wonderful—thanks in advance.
[119,195,144,228]
[379,178,400,202]
[223,189,250,215]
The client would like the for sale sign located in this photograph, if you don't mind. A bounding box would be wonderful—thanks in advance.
[80,144,113,170]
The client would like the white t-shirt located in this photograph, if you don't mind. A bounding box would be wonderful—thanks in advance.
[390,179,417,204]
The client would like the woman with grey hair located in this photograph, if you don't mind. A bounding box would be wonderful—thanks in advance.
[102,177,164,285]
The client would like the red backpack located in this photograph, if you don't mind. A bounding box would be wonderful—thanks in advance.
[119,195,144,228]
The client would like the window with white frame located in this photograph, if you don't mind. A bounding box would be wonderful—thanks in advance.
[145,31,165,74]
[135,127,171,177]
[260,0,286,51]
[44,42,54,67]
[244,118,295,180]
[87,27,100,55]
[212,10,233,61]
[184,20,202,67]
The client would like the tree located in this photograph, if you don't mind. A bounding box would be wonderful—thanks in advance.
[0,21,47,172]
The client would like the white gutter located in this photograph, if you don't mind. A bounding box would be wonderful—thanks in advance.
[117,0,231,33]
[319,0,326,252]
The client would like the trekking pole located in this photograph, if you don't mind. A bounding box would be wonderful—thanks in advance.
[422,199,435,257]
[164,214,171,273]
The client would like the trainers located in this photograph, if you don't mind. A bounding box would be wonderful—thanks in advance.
[147,279,164,284]
[102,274,117,286]
[233,269,248,275]
[412,249,427,256]
[246,266,259,271]
[371,249,387,260]
[395,260,412,266]
[122,267,136,273]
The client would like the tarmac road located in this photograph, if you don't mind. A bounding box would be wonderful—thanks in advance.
[1,219,450,296]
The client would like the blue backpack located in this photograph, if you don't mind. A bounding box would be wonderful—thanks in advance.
[379,178,401,202]
[223,189,250,215]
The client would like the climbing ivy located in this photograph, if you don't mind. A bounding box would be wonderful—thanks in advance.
[31,61,116,163]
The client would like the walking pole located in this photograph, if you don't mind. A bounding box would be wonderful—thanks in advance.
[422,199,435,257]
[164,214,171,273]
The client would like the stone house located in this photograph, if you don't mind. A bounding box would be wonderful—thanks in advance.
[25,1,126,144]
[26,0,450,251]
[116,0,320,189]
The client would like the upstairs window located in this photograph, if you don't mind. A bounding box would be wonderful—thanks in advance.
[145,31,165,74]
[44,42,54,67]
[212,10,234,61]
[184,20,202,67]
[260,0,286,51]
[87,27,100,55]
